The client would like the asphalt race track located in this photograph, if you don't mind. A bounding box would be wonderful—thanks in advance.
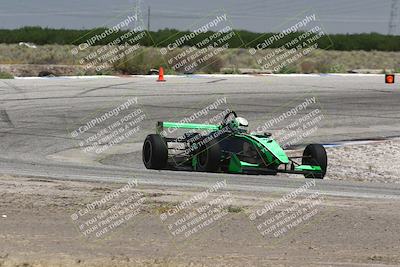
[1,74,400,198]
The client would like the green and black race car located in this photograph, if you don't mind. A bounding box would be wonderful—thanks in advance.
[142,111,327,179]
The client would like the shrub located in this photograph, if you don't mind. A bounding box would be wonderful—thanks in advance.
[276,65,297,74]
[112,48,167,74]
[0,71,14,79]
[201,56,223,74]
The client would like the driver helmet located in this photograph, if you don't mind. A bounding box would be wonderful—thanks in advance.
[230,117,249,132]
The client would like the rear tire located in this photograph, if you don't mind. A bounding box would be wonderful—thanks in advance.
[142,134,168,170]
[197,139,221,172]
[302,144,327,179]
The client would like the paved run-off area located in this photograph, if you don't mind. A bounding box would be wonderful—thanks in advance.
[0,74,400,266]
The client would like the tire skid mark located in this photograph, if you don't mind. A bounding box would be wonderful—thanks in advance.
[0,109,14,127]
[2,90,312,102]
[75,81,136,96]
[0,130,74,141]
[207,78,227,84]
[1,80,24,93]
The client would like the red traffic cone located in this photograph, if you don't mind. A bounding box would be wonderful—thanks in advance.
[157,67,166,82]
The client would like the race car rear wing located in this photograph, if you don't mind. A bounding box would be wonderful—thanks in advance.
[156,121,219,134]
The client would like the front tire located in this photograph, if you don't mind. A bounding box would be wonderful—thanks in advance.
[302,144,327,179]
[142,134,168,170]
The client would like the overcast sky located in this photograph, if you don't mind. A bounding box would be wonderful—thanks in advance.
[0,0,398,35]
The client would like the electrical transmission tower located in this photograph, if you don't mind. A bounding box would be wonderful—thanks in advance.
[388,0,400,35]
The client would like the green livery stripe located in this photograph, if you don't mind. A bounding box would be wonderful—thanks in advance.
[295,165,322,171]
[161,122,220,131]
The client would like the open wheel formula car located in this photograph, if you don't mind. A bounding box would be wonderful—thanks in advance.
[142,111,327,179]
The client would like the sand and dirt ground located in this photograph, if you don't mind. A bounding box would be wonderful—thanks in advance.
[321,138,400,184]
[1,140,400,267]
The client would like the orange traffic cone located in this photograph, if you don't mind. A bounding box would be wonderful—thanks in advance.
[157,67,166,82]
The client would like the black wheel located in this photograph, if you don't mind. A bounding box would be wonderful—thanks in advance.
[197,139,221,172]
[142,134,168,170]
[302,144,327,179]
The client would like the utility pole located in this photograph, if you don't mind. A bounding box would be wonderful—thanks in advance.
[388,0,399,35]
[148,6,151,31]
